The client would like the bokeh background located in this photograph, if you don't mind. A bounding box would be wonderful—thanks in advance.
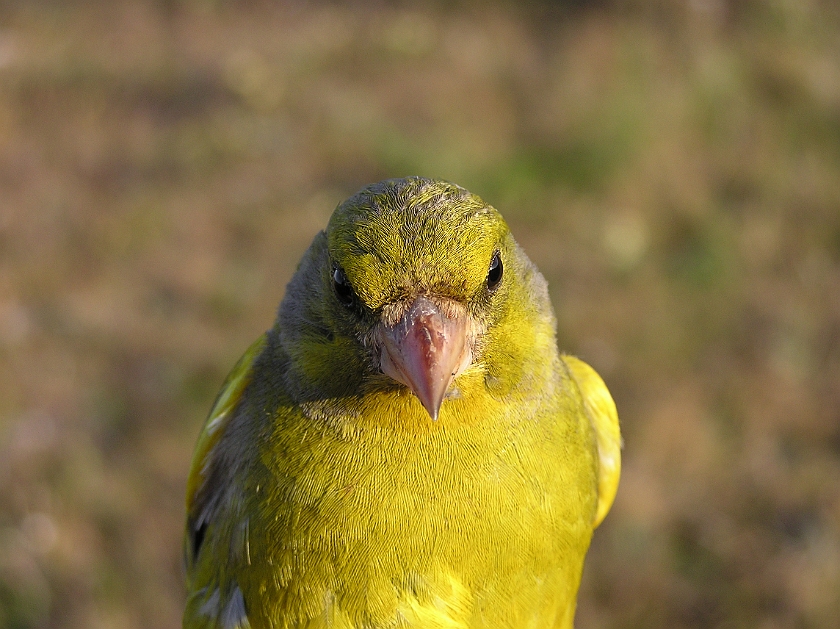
[2,1,840,627]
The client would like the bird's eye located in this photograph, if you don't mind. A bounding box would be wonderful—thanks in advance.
[332,266,356,307]
[487,252,503,292]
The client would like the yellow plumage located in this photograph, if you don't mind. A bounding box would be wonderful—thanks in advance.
[184,177,621,629]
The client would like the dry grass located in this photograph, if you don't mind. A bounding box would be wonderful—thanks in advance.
[1,1,840,627]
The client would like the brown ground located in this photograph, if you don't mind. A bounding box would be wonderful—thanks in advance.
[1,1,839,628]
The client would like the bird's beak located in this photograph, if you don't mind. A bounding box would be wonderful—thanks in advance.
[379,296,472,420]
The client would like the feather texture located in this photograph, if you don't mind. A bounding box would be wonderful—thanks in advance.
[184,178,621,629]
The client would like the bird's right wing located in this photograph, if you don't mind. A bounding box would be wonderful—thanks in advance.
[184,334,268,629]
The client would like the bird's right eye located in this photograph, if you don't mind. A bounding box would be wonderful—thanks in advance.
[332,266,356,308]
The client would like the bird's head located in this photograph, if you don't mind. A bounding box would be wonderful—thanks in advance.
[277,177,555,421]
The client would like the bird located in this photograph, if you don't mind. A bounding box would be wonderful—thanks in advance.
[183,177,621,629]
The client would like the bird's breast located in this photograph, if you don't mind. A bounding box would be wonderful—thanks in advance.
[245,390,597,628]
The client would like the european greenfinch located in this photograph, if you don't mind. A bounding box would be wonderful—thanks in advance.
[184,177,621,629]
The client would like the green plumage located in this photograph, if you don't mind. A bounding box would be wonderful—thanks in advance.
[184,177,621,629]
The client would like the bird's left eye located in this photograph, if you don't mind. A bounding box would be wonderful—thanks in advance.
[487,252,503,292]
[332,265,356,308]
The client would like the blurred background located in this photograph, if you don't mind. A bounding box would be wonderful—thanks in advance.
[2,0,840,627]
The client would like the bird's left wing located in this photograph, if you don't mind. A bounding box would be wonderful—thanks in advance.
[562,355,622,528]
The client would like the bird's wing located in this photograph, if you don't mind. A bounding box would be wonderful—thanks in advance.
[562,355,622,528]
[184,334,267,629]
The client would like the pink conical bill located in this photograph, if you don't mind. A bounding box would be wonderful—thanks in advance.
[379,296,472,420]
